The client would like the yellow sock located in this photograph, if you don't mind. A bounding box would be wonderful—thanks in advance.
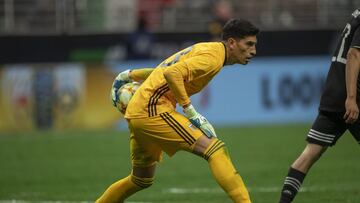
[207,146,251,203]
[95,175,143,203]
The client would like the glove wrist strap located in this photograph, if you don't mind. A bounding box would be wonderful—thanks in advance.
[183,104,197,118]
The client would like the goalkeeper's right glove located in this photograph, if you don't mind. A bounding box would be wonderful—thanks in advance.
[183,104,217,138]
[110,69,132,107]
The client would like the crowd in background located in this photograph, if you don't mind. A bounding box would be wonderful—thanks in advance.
[0,0,358,35]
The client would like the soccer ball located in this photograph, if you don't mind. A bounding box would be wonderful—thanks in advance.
[115,82,140,114]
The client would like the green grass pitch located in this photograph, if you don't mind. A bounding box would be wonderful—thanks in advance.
[0,124,359,203]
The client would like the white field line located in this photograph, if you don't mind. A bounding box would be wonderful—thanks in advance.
[0,186,341,203]
[163,186,282,194]
[163,186,328,194]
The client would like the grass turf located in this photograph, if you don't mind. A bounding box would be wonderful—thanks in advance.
[0,124,359,203]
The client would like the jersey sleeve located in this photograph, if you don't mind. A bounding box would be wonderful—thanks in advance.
[351,26,360,49]
[163,63,190,106]
[130,68,154,82]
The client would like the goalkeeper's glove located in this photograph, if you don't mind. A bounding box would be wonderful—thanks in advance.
[110,69,132,107]
[183,104,217,138]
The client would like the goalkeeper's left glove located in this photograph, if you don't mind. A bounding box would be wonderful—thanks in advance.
[110,69,132,107]
[183,104,217,138]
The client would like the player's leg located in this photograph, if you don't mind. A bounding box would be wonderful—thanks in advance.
[95,164,156,203]
[194,136,251,203]
[159,112,251,202]
[279,111,346,203]
[291,143,327,173]
[278,143,327,203]
[348,119,360,145]
[96,125,159,203]
[136,112,251,203]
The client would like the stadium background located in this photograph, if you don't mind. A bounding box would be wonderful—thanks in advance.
[0,1,359,203]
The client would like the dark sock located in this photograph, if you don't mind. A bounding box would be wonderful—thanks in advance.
[279,167,306,203]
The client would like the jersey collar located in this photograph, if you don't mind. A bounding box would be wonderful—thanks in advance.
[221,42,227,66]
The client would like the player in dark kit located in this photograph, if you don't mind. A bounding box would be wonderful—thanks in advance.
[278,8,360,203]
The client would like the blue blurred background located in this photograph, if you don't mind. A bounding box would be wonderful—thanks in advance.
[0,0,359,130]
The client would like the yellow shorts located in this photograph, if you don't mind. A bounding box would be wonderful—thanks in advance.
[127,111,205,167]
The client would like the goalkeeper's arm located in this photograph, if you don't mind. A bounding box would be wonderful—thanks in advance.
[129,68,154,82]
[111,68,154,107]
[163,65,216,138]
[112,67,153,95]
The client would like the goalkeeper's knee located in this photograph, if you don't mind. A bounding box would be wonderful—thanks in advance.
[130,174,154,189]
[203,139,226,160]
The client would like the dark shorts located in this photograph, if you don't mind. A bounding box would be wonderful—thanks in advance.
[306,111,360,146]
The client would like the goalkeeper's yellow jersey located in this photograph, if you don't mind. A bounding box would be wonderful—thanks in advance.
[125,42,226,119]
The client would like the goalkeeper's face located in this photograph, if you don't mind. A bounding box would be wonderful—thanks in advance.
[228,35,257,65]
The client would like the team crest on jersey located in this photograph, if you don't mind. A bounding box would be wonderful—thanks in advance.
[188,123,197,131]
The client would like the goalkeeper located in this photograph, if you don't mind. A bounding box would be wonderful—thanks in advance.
[96,19,259,203]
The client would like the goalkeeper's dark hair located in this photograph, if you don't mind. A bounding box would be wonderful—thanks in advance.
[221,19,259,40]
